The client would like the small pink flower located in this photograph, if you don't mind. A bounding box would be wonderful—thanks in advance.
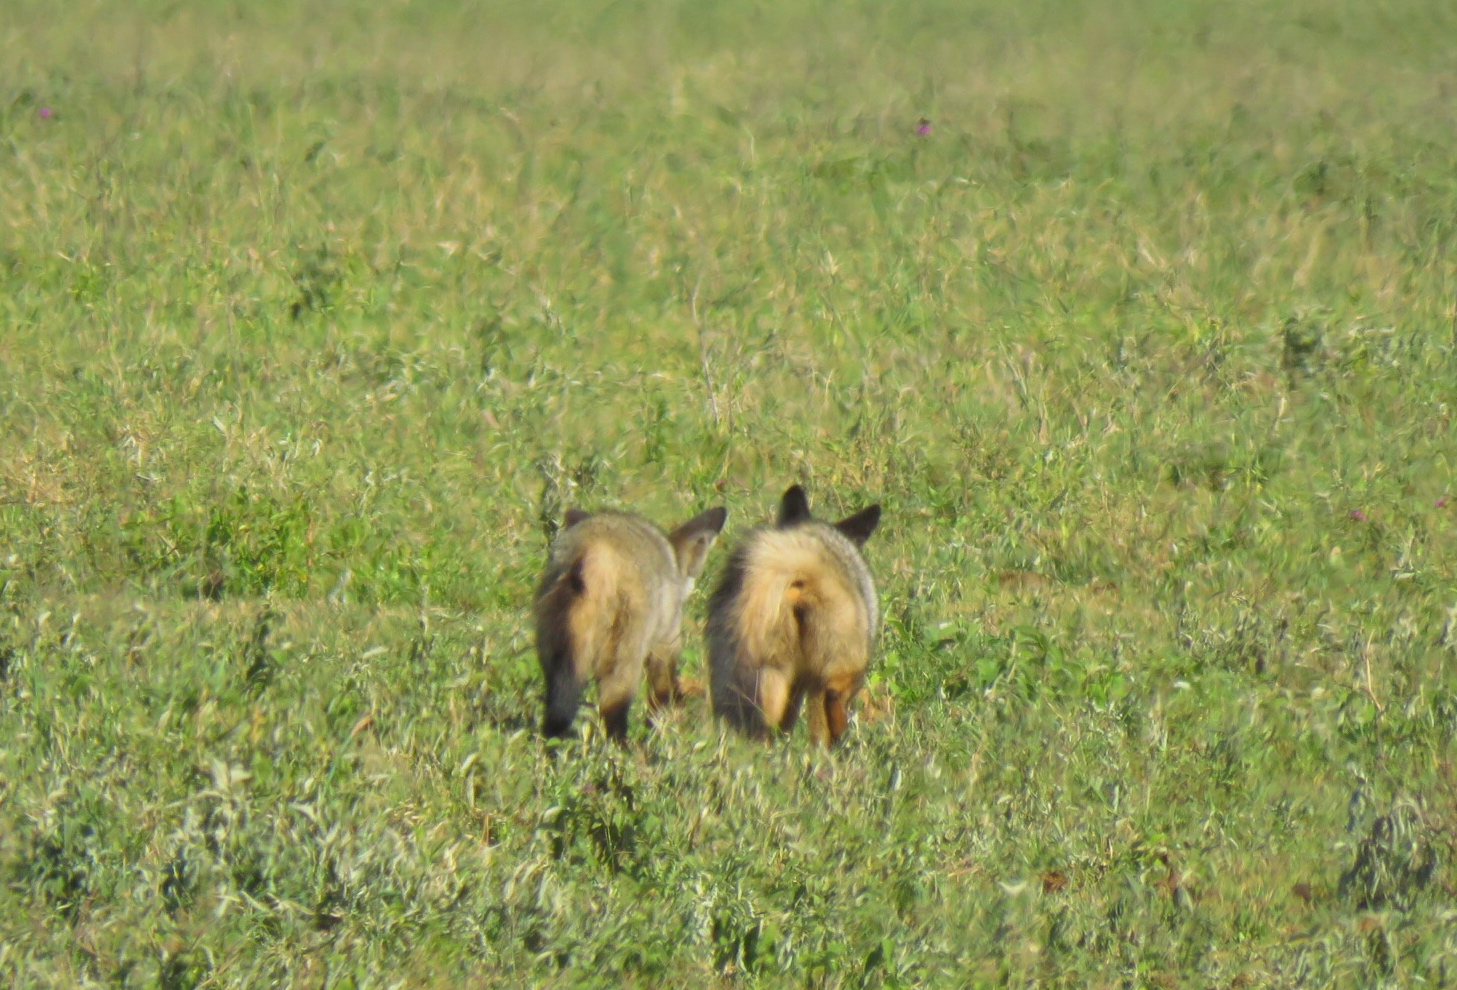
[1349,509,1368,522]
[916,117,932,136]
[1438,497,1449,508]
[37,107,53,119]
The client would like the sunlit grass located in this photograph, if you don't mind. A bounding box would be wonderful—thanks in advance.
[3,1,1457,986]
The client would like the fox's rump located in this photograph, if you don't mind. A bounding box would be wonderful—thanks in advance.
[708,526,875,736]
[707,485,879,747]
[538,539,657,684]
[535,539,637,739]
[533,505,726,742]
[729,530,870,676]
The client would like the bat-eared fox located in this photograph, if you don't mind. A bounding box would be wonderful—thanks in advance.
[534,505,726,742]
[707,485,880,747]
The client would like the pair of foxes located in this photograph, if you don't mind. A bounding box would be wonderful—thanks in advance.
[534,485,881,747]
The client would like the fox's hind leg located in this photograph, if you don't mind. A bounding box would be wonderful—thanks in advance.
[777,678,808,735]
[597,656,643,745]
[824,690,849,746]
[644,646,683,719]
[542,662,585,739]
[806,689,851,747]
[599,697,631,742]
[812,672,863,747]
[536,572,585,739]
[806,688,830,746]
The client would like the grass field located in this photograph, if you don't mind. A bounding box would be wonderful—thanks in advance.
[4,0,1457,985]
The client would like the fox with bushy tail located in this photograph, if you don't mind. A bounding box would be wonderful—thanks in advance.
[707,485,880,747]
[535,505,726,742]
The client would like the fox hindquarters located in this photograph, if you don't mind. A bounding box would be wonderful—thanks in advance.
[534,504,726,743]
[707,485,881,747]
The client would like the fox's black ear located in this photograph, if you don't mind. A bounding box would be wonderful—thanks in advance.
[834,504,881,546]
[563,509,591,529]
[668,506,728,580]
[777,485,812,527]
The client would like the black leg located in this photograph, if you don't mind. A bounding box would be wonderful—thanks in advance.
[600,699,631,745]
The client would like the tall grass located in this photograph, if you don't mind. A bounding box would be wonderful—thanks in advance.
[3,1,1457,986]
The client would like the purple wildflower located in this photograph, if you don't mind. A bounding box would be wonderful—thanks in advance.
[1348,509,1368,523]
[1438,496,1449,508]
[916,117,932,136]
[37,107,53,119]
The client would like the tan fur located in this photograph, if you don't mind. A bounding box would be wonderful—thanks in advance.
[731,529,872,684]
[536,506,724,742]
[707,486,880,747]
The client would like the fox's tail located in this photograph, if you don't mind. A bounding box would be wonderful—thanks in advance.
[732,537,833,664]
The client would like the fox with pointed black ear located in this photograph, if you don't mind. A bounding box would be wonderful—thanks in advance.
[535,504,727,743]
[706,485,881,747]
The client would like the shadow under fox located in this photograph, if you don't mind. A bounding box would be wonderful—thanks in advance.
[534,505,725,742]
[707,485,880,747]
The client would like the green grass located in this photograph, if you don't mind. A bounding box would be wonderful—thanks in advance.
[4,0,1457,985]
